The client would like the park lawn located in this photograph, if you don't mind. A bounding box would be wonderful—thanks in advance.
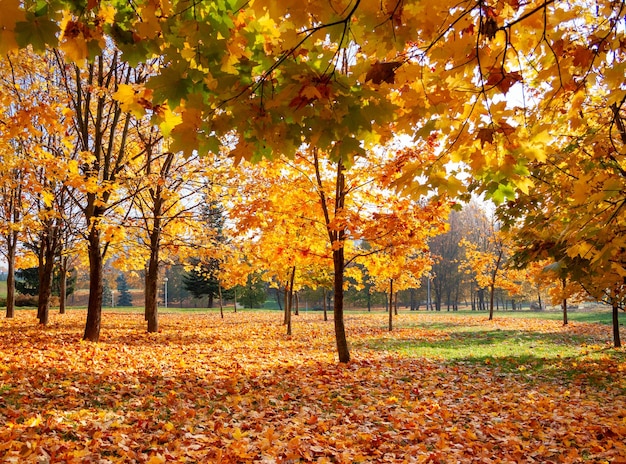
[0,311,624,463]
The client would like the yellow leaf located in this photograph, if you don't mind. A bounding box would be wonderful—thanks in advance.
[146,454,166,464]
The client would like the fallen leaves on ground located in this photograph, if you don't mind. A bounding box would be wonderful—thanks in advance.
[0,311,624,463]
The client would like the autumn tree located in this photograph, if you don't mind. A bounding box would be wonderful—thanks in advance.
[4,0,625,354]
[51,48,157,340]
[227,147,450,359]
[121,138,210,332]
[460,223,524,320]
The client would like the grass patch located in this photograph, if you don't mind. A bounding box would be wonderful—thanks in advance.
[362,313,625,387]
[407,309,625,325]
[367,327,588,371]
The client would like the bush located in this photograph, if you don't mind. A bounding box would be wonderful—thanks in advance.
[15,294,39,307]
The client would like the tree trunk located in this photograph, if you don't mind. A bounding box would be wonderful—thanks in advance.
[488,248,503,321]
[59,257,68,314]
[612,298,621,348]
[314,149,349,362]
[561,278,568,326]
[37,237,56,326]
[234,288,237,313]
[283,285,289,325]
[145,257,159,333]
[322,288,328,322]
[83,226,104,341]
[488,283,495,321]
[333,247,350,362]
[286,266,295,335]
[5,232,17,319]
[284,285,290,333]
[294,291,299,316]
[388,279,393,331]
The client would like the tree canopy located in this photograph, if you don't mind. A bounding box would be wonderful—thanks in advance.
[1,0,625,358]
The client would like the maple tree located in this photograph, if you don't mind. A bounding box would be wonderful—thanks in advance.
[0,48,72,323]
[122,144,211,332]
[1,0,625,358]
[460,226,525,320]
[226,147,450,359]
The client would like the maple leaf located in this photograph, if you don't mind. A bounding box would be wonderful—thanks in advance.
[477,127,495,147]
[486,70,523,94]
[365,61,402,84]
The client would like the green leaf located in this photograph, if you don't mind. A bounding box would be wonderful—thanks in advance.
[14,16,59,52]
[147,66,193,108]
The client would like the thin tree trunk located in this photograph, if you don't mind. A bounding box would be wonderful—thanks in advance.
[488,248,503,321]
[59,257,68,314]
[37,238,56,326]
[83,226,103,341]
[233,288,237,313]
[388,279,393,331]
[5,237,16,318]
[322,288,328,322]
[333,246,349,362]
[283,285,289,325]
[145,259,159,332]
[314,149,349,362]
[286,266,295,335]
[561,278,568,326]
[612,298,621,348]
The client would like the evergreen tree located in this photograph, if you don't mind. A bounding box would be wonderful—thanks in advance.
[15,268,39,296]
[237,274,267,309]
[183,259,221,307]
[15,267,76,297]
[183,185,229,308]
[116,273,133,306]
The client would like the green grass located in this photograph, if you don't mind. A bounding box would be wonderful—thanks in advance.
[367,326,588,369]
[401,308,624,325]
[360,311,626,386]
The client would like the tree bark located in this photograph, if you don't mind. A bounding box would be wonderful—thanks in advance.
[37,237,56,326]
[612,298,621,348]
[145,257,159,332]
[388,279,393,331]
[561,278,568,326]
[59,256,68,314]
[314,149,349,362]
[488,248,504,321]
[5,233,17,319]
[286,266,295,335]
[322,288,328,322]
[333,246,350,362]
[83,225,103,341]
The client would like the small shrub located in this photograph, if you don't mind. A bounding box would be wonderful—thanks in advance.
[15,294,38,307]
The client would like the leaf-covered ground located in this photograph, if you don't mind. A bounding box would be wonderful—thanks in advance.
[0,311,625,463]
